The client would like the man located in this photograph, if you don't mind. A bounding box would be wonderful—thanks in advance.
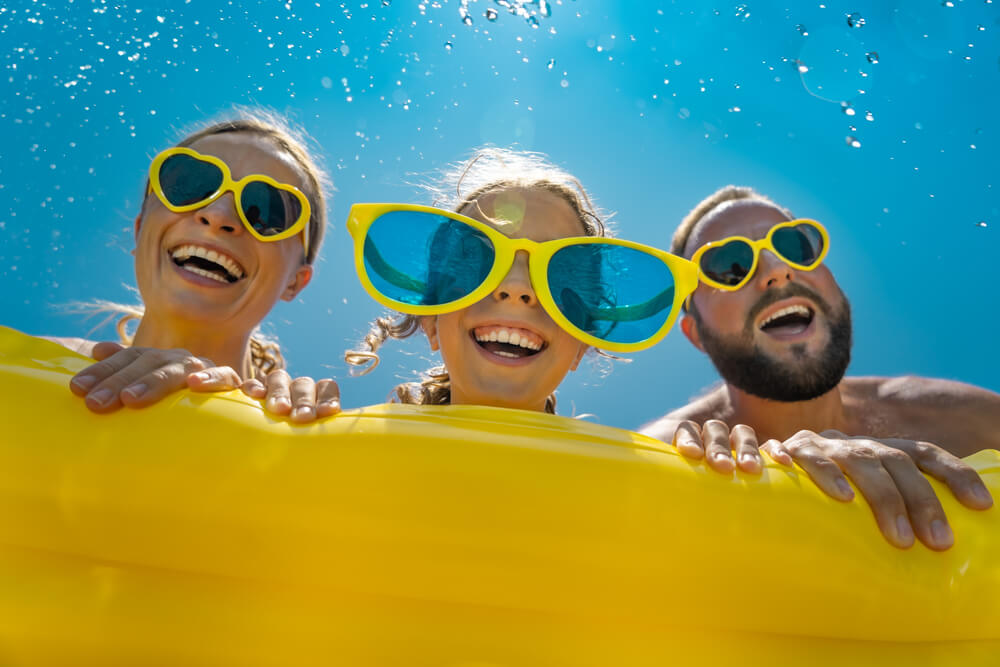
[641,186,998,550]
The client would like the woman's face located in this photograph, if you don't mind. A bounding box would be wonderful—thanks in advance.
[421,187,589,412]
[133,132,313,333]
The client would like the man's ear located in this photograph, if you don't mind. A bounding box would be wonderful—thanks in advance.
[569,344,588,371]
[280,264,313,301]
[419,316,440,351]
[680,313,705,353]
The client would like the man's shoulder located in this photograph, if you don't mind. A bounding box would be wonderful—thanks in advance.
[842,375,1000,407]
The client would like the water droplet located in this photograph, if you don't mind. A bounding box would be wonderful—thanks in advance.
[841,101,856,116]
[485,8,498,21]
[977,25,986,31]
[796,24,809,36]
[942,0,955,6]
[734,4,750,20]
[340,44,350,56]
[460,5,473,25]
[796,60,809,73]
[846,12,865,28]
[546,58,555,70]
[866,51,879,64]
[444,41,453,51]
[678,108,691,120]
[321,76,333,89]
[527,15,539,28]
[560,79,569,88]
[975,221,988,228]
[846,135,861,148]
[865,110,874,121]
[382,0,391,5]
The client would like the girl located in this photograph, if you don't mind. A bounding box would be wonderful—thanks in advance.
[344,148,696,414]
[51,110,340,418]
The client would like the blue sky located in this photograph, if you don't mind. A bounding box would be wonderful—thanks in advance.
[1,0,997,428]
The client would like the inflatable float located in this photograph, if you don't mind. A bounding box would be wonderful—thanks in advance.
[0,325,998,666]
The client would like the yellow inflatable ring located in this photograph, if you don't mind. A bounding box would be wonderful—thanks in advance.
[0,326,998,666]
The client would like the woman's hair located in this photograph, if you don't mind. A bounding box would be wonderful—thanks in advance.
[345,147,608,413]
[86,108,333,379]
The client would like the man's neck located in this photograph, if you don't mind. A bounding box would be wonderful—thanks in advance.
[132,314,253,379]
[724,382,848,441]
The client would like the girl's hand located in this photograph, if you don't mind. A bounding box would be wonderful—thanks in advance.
[70,343,221,412]
[672,419,764,474]
[761,431,992,551]
[240,369,341,423]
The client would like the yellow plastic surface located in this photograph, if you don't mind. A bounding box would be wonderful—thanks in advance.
[0,325,998,666]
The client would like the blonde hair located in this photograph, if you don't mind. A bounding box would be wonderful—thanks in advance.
[345,148,608,414]
[671,185,792,258]
[85,108,332,379]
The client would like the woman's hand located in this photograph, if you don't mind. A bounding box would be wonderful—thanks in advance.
[240,369,341,423]
[70,342,223,412]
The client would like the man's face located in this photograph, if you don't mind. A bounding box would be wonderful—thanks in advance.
[682,200,852,401]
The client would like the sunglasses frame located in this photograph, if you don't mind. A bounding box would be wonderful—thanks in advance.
[347,203,699,353]
[690,219,830,291]
[148,147,312,256]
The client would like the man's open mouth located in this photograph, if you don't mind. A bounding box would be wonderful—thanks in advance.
[170,244,245,284]
[759,304,814,336]
[471,326,546,359]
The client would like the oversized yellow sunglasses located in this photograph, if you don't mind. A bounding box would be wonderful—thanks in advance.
[148,147,312,256]
[346,203,699,353]
[690,219,829,291]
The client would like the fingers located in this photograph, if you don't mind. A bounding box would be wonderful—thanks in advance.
[672,420,706,460]
[760,439,794,466]
[290,376,318,423]
[888,439,994,511]
[836,448,915,549]
[90,341,126,361]
[187,366,243,392]
[263,370,293,416]
[782,438,856,502]
[702,420,735,473]
[315,379,341,417]
[730,424,762,474]
[70,347,208,413]
[878,449,953,551]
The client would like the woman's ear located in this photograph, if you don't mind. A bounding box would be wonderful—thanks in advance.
[419,316,440,351]
[280,264,313,301]
[680,313,705,353]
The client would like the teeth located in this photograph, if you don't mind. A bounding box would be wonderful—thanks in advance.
[473,326,543,351]
[170,244,245,280]
[181,265,230,284]
[761,304,811,327]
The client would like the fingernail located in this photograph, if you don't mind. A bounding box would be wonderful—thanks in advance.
[896,515,914,543]
[72,375,97,391]
[293,407,313,418]
[87,388,112,405]
[835,478,854,498]
[930,519,953,548]
[124,383,147,398]
[191,372,209,381]
[973,484,994,506]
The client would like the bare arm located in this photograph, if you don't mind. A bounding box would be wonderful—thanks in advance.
[41,336,98,358]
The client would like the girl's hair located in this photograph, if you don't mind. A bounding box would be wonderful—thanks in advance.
[345,147,607,413]
[86,108,332,379]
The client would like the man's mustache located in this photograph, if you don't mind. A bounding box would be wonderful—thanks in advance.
[745,283,831,329]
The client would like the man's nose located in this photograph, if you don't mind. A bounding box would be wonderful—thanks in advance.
[755,249,795,289]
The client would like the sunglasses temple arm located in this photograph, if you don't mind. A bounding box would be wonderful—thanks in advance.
[364,242,429,296]
[584,286,676,323]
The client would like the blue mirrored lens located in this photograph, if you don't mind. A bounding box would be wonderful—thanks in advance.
[242,181,302,236]
[363,210,495,306]
[548,244,676,345]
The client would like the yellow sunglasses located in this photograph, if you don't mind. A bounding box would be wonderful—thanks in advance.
[148,147,312,256]
[690,219,829,291]
[346,203,699,353]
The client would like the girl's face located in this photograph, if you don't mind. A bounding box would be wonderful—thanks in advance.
[420,187,589,412]
[133,132,313,333]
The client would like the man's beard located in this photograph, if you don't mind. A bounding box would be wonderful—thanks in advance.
[692,283,853,402]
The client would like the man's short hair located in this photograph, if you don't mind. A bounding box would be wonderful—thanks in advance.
[671,185,793,258]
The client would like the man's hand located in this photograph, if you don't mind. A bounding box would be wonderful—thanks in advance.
[760,429,993,551]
